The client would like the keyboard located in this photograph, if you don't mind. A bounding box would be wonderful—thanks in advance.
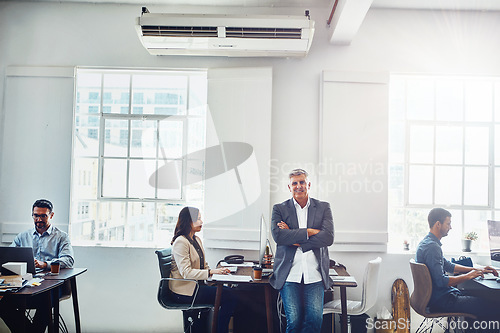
[481,273,498,280]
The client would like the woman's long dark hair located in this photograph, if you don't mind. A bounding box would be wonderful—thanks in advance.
[171,206,199,245]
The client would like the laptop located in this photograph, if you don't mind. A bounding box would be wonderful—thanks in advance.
[488,220,500,268]
[0,246,37,274]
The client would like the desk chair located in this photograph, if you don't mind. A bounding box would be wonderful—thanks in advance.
[409,259,477,333]
[155,248,214,332]
[323,257,382,330]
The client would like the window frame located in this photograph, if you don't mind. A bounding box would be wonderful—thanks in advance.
[388,74,500,253]
[70,68,207,247]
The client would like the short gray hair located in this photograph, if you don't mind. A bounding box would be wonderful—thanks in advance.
[288,168,308,179]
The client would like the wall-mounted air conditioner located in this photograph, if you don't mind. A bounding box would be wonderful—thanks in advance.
[136,8,315,57]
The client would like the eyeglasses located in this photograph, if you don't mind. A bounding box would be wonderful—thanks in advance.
[32,214,49,219]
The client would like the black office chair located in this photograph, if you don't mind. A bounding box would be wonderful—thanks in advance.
[155,247,213,332]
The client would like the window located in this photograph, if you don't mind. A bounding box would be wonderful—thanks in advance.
[70,68,208,247]
[388,74,500,252]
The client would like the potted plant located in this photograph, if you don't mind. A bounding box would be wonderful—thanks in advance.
[462,231,478,252]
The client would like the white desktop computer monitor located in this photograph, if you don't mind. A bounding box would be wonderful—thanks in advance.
[258,214,268,267]
[487,220,500,266]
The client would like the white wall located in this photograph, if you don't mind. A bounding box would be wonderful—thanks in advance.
[1,2,500,332]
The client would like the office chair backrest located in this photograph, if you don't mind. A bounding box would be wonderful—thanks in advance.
[360,257,382,312]
[154,247,213,311]
[155,247,183,309]
[156,247,173,279]
[409,259,432,317]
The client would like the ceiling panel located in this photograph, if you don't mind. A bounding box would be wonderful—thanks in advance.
[3,0,500,10]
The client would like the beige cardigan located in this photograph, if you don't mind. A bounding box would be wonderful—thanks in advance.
[169,235,210,296]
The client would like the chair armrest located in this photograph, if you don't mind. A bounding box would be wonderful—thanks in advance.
[160,277,203,309]
[161,277,199,283]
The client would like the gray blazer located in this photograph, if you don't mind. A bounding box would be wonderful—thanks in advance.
[269,197,334,290]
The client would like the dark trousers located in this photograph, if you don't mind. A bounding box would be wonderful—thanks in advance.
[172,284,237,333]
[0,293,52,333]
[430,289,500,331]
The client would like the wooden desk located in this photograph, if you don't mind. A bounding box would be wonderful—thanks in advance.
[210,265,356,333]
[331,266,358,333]
[1,279,64,333]
[44,267,87,333]
[210,266,273,333]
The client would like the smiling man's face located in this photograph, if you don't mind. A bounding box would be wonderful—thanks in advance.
[288,174,310,202]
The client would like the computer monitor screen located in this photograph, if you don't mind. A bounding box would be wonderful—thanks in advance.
[487,220,500,265]
[258,214,268,267]
[0,246,36,274]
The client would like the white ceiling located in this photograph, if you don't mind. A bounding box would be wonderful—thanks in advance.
[4,0,500,10]
[6,0,499,46]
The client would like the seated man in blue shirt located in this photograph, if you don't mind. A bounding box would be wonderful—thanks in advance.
[0,199,74,333]
[416,207,500,320]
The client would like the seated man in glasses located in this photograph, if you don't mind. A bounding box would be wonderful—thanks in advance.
[0,199,74,333]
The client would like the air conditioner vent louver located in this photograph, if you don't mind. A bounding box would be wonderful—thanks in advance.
[136,12,315,57]
[226,27,302,39]
[142,25,218,37]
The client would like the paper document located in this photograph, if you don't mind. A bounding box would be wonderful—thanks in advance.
[220,262,255,267]
[331,276,357,283]
[211,274,252,282]
[329,269,338,276]
[0,275,26,292]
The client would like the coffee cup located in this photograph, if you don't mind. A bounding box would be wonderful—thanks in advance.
[253,266,263,280]
[50,261,60,275]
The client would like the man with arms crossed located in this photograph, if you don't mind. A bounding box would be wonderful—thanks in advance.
[0,199,74,333]
[416,207,500,321]
[270,169,334,333]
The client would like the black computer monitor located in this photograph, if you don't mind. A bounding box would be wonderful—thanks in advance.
[258,214,268,267]
[0,246,36,274]
[487,220,500,266]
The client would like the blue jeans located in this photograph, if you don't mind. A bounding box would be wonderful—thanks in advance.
[172,284,237,333]
[280,281,324,333]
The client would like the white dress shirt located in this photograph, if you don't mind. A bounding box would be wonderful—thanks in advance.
[285,197,322,284]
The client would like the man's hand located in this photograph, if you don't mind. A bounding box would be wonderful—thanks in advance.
[307,228,320,237]
[34,259,47,269]
[466,269,484,280]
[277,221,289,230]
[482,266,499,276]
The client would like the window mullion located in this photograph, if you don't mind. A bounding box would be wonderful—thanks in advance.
[124,74,134,244]
[181,77,190,202]
[96,74,105,243]
[490,121,495,217]
[432,79,437,206]
[155,119,160,200]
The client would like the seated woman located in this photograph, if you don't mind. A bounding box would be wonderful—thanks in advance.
[170,206,237,333]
